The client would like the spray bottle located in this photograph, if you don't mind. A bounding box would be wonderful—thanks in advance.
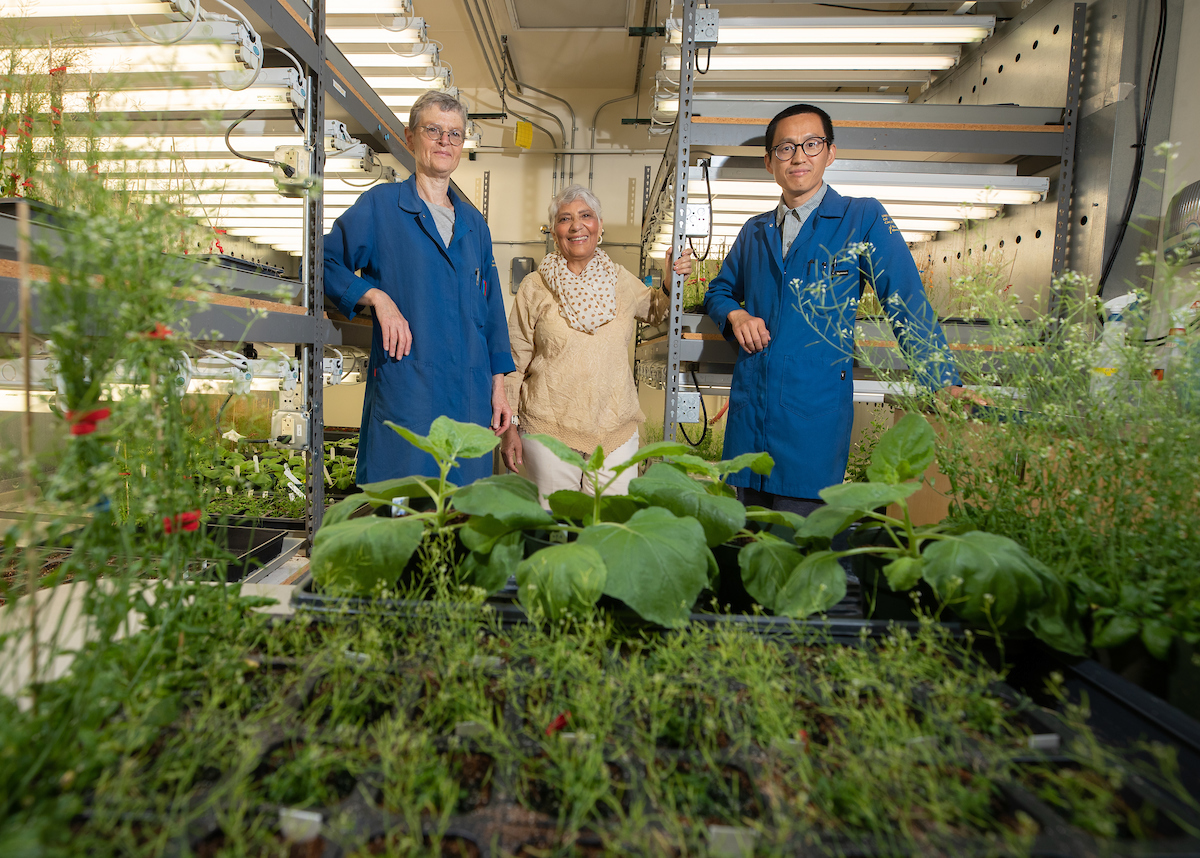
[1090,292,1139,398]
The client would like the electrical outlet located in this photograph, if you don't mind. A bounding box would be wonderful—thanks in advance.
[695,8,719,47]
[678,392,701,423]
[273,145,316,198]
[685,203,710,237]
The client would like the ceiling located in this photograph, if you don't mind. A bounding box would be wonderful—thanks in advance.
[414,1,1031,97]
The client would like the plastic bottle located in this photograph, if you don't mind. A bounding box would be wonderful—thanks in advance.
[1090,293,1139,398]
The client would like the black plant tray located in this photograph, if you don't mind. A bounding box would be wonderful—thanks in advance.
[289,570,965,644]
[194,524,288,582]
[141,652,1200,858]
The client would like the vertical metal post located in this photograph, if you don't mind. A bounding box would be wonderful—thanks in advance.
[1050,2,1087,314]
[304,0,327,545]
[482,170,491,222]
[642,165,652,224]
[663,0,697,442]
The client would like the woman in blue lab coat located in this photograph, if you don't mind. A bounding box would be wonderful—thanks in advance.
[324,91,514,485]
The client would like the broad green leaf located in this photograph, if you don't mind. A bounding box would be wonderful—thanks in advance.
[865,412,936,484]
[739,538,804,612]
[629,463,745,547]
[774,550,848,618]
[427,415,501,462]
[359,476,443,504]
[882,556,923,591]
[1026,575,1087,657]
[516,542,607,622]
[715,451,775,478]
[621,440,694,470]
[1092,614,1140,650]
[548,490,594,523]
[321,494,370,528]
[452,473,554,528]
[586,445,605,470]
[547,490,646,524]
[459,515,513,553]
[1142,621,1176,660]
[579,507,709,628]
[461,531,523,595]
[921,531,1047,631]
[385,421,440,460]
[310,517,425,594]
[744,507,807,532]
[818,481,921,512]
[524,434,586,469]
[664,454,721,480]
[1068,572,1116,609]
[792,506,862,544]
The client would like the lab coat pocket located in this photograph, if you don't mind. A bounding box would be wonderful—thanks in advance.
[778,353,849,421]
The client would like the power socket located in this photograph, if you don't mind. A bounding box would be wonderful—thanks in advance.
[695,8,719,48]
[273,145,316,198]
[684,203,710,237]
[677,392,701,423]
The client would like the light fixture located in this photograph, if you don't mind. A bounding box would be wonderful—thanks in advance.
[59,68,305,114]
[361,70,447,90]
[662,50,959,72]
[462,120,480,150]
[0,0,197,18]
[185,192,367,207]
[692,174,1047,206]
[693,91,910,105]
[701,196,1003,221]
[708,212,962,233]
[334,44,438,69]
[7,20,263,79]
[326,0,412,13]
[326,19,426,44]
[667,15,995,45]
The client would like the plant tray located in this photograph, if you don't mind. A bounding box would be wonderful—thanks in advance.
[288,570,957,644]
[194,524,288,582]
[136,638,1200,858]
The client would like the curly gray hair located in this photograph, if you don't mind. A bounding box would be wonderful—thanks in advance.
[548,184,603,225]
[409,90,468,132]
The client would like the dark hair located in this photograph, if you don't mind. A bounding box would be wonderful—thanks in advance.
[764,104,834,152]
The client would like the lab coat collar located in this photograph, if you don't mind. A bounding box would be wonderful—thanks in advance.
[397,174,474,267]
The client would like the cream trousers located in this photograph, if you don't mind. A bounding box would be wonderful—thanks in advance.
[518,430,640,508]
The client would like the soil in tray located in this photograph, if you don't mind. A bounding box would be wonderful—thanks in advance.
[354,833,482,857]
[305,670,414,728]
[518,755,630,820]
[194,830,332,858]
[1,550,72,605]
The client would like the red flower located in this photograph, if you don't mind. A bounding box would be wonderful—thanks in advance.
[146,323,172,340]
[545,711,571,737]
[163,510,202,534]
[64,407,111,436]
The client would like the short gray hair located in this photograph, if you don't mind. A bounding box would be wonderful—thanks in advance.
[549,184,603,224]
[410,90,468,131]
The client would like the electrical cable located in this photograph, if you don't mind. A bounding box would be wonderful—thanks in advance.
[1097,0,1168,296]
[225,109,294,176]
[271,44,305,80]
[335,150,383,187]
[677,370,709,447]
[127,0,202,45]
[688,158,713,262]
[696,48,711,75]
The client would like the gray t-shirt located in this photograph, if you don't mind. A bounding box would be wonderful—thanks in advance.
[429,202,455,247]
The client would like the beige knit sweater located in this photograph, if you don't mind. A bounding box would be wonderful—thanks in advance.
[505,265,670,454]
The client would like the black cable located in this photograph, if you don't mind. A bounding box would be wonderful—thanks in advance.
[290,108,304,132]
[816,2,909,11]
[1097,0,1168,295]
[225,109,295,177]
[677,371,710,448]
[688,158,714,262]
[696,47,711,74]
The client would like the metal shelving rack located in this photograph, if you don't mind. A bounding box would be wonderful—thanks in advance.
[636,0,1087,439]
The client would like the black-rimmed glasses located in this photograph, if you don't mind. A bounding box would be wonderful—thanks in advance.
[418,124,465,146]
[770,137,828,160]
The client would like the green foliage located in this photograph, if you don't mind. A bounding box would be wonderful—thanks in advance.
[309,517,425,594]
[515,542,607,622]
[628,462,745,547]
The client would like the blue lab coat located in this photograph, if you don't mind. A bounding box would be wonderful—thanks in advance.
[324,177,515,486]
[704,187,959,499]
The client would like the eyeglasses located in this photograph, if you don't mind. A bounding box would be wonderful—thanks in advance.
[770,137,829,160]
[418,124,465,146]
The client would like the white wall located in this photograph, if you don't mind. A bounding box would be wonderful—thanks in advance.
[1164,0,1200,214]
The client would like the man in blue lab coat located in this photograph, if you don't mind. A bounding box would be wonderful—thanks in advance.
[325,91,514,485]
[704,103,963,514]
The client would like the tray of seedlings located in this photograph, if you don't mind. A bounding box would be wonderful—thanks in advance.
[47,593,1200,858]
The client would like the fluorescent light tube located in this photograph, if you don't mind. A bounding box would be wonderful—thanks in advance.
[663,51,959,72]
[667,16,995,45]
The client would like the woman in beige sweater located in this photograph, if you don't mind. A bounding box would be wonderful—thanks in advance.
[501,184,691,504]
